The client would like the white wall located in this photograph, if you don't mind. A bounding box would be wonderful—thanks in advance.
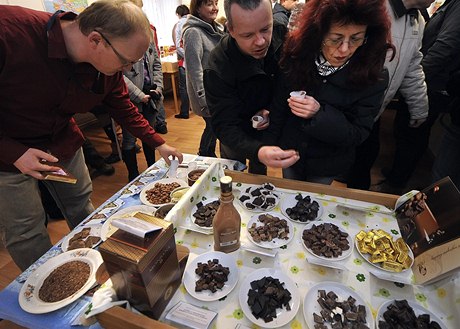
[4,0,45,10]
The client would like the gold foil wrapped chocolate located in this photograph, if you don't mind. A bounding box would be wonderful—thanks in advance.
[356,229,412,272]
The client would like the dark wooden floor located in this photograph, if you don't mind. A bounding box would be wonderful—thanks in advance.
[0,95,434,326]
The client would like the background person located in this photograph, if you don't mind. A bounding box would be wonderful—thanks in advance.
[173,5,191,119]
[347,0,431,191]
[268,0,393,184]
[272,0,298,27]
[182,0,225,157]
[122,31,164,181]
[376,0,460,193]
[0,0,182,270]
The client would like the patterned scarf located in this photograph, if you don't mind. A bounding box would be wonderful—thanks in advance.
[315,53,349,76]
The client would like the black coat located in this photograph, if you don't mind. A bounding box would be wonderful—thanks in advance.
[204,23,287,159]
[268,66,389,177]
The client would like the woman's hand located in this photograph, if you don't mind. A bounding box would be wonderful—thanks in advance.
[258,146,299,168]
[288,95,320,119]
[141,95,151,103]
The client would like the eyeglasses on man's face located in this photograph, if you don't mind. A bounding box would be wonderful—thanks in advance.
[96,30,143,67]
[323,36,367,48]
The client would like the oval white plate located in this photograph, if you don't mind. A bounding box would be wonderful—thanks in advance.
[183,251,239,301]
[237,185,281,213]
[301,221,353,261]
[377,299,447,329]
[61,224,102,252]
[303,281,374,329]
[355,236,414,273]
[280,193,323,223]
[139,178,188,207]
[247,212,294,249]
[101,205,157,240]
[239,268,300,328]
[19,248,103,314]
[190,198,220,232]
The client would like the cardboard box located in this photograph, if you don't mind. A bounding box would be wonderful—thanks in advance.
[99,213,185,319]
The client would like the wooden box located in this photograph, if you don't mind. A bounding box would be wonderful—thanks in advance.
[99,213,183,319]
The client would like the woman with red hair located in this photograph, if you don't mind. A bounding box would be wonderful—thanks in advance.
[267,0,394,185]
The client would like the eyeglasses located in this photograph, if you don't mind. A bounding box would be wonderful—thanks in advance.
[323,36,367,48]
[96,30,143,66]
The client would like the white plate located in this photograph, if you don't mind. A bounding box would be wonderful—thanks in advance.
[101,205,157,240]
[280,193,323,223]
[303,281,374,329]
[301,221,353,261]
[61,224,102,252]
[19,248,103,314]
[377,300,447,329]
[355,236,414,273]
[183,251,239,301]
[139,178,188,207]
[237,185,281,213]
[190,198,220,232]
[239,268,300,328]
[247,212,294,249]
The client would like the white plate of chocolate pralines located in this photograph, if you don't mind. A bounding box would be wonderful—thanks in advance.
[280,192,323,223]
[237,183,280,212]
[303,281,374,329]
[247,212,294,249]
[183,251,239,302]
[301,221,353,261]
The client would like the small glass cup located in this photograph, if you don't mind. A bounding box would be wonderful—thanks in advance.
[251,115,264,128]
[290,90,307,98]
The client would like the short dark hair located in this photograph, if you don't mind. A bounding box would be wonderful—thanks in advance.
[224,0,265,28]
[190,0,206,18]
[281,0,394,88]
[176,5,190,17]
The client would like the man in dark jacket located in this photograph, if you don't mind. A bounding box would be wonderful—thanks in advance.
[204,0,299,174]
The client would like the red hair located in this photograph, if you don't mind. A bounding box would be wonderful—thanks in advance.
[280,0,394,89]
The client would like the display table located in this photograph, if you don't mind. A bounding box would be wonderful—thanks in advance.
[0,156,458,329]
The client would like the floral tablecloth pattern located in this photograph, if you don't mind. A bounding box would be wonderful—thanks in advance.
[0,159,458,329]
[161,163,459,329]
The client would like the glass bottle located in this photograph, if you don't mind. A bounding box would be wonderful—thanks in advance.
[213,176,241,253]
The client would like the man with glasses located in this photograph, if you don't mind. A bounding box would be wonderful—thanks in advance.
[0,0,182,271]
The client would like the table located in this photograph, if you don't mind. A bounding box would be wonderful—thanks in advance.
[1,157,459,329]
[161,55,179,114]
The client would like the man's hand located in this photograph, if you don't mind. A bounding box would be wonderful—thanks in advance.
[288,94,320,119]
[156,143,183,165]
[13,148,60,180]
[258,146,300,168]
[254,109,270,130]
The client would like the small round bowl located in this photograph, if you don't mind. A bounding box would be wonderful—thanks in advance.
[170,186,190,203]
[154,203,175,219]
[187,169,206,186]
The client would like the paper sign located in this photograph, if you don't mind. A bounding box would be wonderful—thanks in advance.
[165,301,217,329]
[111,217,162,238]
